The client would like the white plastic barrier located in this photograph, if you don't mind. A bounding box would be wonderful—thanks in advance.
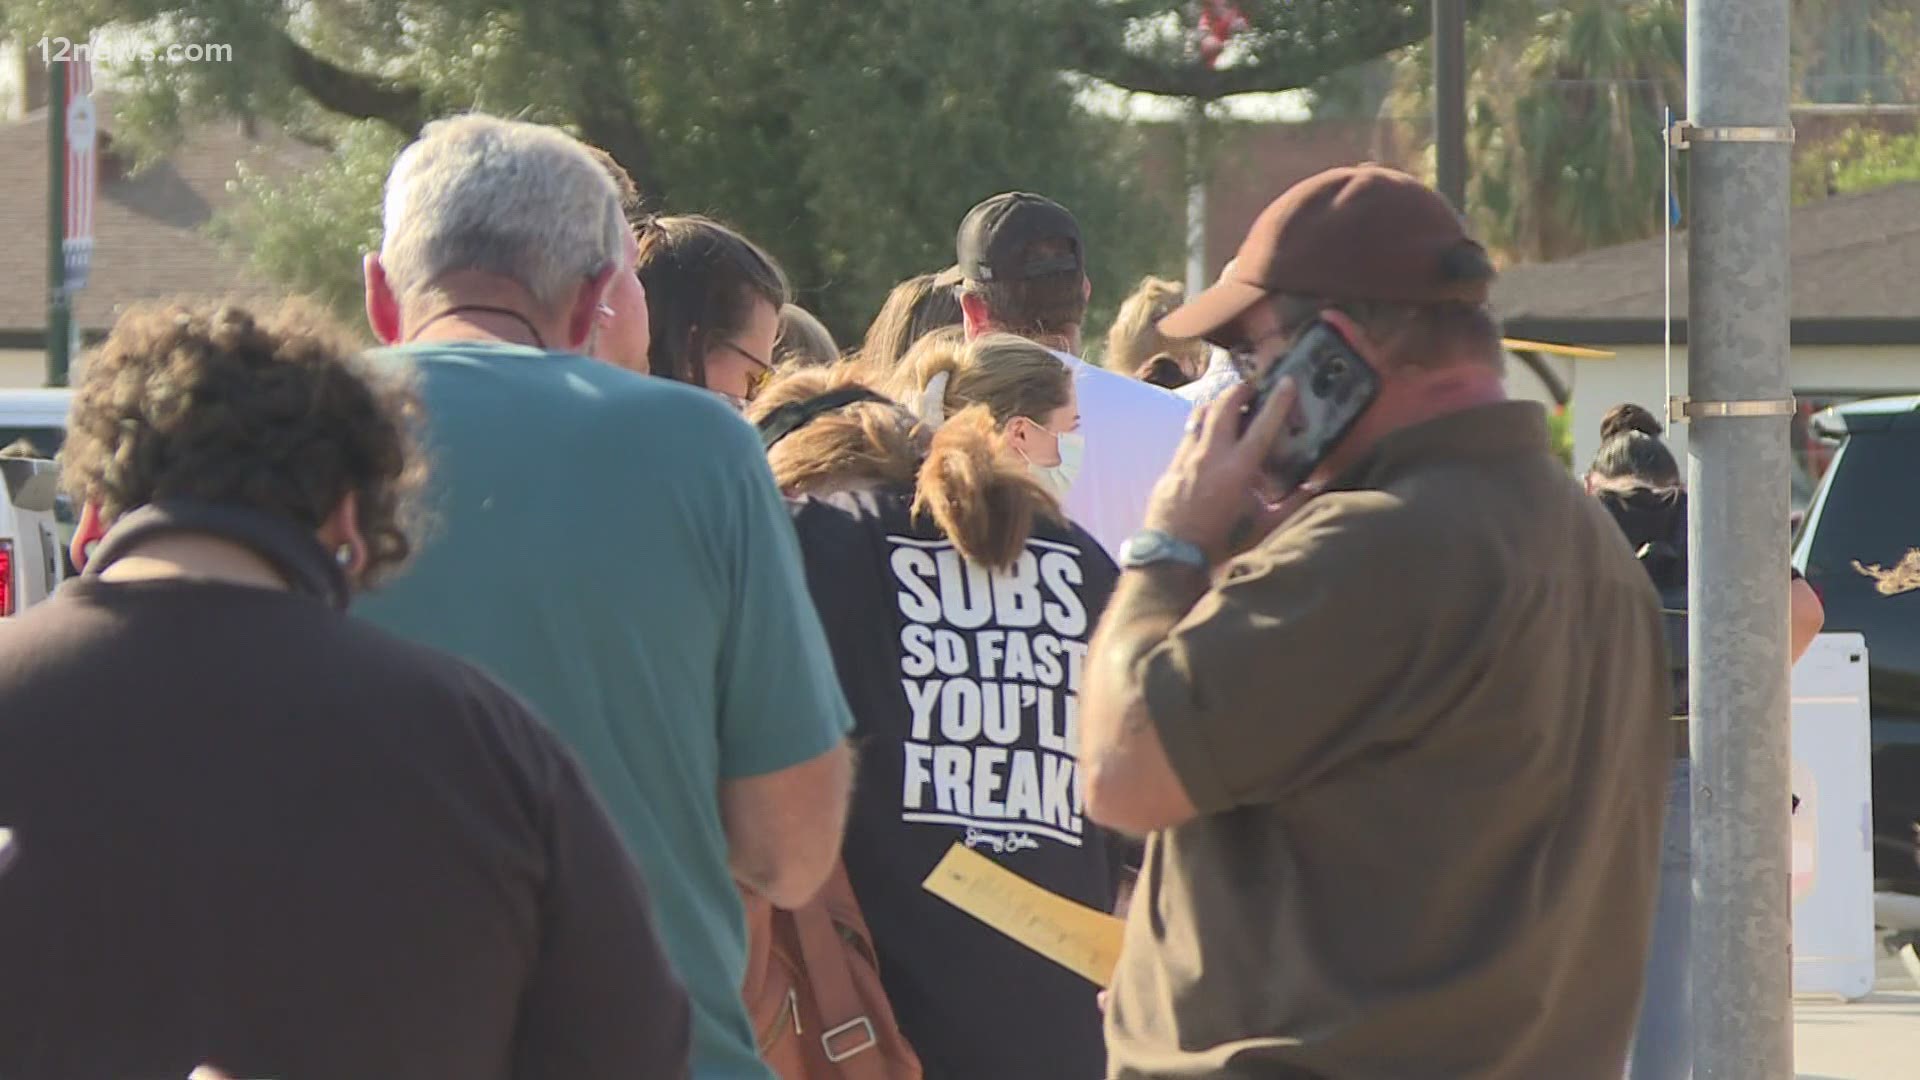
[1790,632,1877,1000]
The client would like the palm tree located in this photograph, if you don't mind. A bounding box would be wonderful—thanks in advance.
[1387,0,1685,262]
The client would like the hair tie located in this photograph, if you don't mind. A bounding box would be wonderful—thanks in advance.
[917,370,952,430]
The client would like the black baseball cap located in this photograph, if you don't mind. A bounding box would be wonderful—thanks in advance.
[956,193,1084,283]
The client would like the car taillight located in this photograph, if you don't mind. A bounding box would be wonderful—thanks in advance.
[0,539,12,616]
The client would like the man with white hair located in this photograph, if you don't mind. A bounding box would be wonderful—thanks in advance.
[355,114,855,1080]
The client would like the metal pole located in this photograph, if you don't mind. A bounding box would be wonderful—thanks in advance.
[45,59,69,388]
[1686,0,1795,1068]
[1433,0,1468,211]
[1184,98,1207,299]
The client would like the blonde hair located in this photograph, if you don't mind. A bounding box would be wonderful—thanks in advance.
[856,271,965,376]
[899,332,1072,430]
[748,365,1062,569]
[1105,276,1207,377]
[752,368,923,496]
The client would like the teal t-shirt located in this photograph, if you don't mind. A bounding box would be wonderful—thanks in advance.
[357,343,854,1079]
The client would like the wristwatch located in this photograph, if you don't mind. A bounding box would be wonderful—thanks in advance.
[1117,529,1209,572]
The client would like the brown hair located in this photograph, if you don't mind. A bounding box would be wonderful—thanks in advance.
[1600,403,1664,442]
[747,366,1061,569]
[1135,354,1191,390]
[858,271,965,374]
[62,299,425,585]
[959,238,1088,341]
[584,145,643,221]
[635,215,790,388]
[899,332,1073,430]
[775,304,840,368]
[1107,276,1206,376]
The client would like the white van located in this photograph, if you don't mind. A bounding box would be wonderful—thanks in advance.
[0,389,72,614]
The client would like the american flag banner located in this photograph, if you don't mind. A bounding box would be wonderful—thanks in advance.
[62,58,97,292]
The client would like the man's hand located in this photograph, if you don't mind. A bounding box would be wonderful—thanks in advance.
[1145,378,1300,566]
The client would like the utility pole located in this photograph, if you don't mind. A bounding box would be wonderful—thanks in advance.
[1681,0,1797,1070]
[1432,0,1467,211]
[45,57,69,388]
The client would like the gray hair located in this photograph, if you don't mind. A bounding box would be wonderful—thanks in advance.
[379,114,625,317]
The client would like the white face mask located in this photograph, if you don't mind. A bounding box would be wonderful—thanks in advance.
[1022,427,1084,501]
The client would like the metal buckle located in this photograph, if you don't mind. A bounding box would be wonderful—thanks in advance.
[1667,395,1798,424]
[821,1016,878,1063]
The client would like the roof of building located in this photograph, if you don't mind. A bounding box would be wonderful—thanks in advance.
[0,105,328,343]
[1492,181,1920,346]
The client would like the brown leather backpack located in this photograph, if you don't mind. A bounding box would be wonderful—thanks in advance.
[741,863,923,1080]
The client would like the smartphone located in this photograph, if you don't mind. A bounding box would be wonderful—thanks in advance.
[1241,319,1382,490]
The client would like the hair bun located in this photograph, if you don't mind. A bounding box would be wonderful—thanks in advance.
[1600,403,1664,442]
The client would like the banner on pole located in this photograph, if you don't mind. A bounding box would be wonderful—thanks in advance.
[62,58,97,292]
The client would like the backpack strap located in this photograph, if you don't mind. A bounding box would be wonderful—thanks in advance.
[788,894,889,1079]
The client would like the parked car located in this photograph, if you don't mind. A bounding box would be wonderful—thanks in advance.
[1794,395,1920,897]
[0,388,70,460]
[0,456,66,615]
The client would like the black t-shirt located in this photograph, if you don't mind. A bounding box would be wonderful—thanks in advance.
[787,488,1124,1080]
[0,579,690,1080]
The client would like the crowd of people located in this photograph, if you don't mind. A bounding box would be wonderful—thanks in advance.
[0,112,1818,1080]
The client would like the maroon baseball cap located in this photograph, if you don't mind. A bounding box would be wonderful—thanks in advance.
[1160,164,1495,345]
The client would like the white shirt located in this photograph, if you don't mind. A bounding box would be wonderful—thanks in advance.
[1051,349,1194,557]
[1177,346,1242,408]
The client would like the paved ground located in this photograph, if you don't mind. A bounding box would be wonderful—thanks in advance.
[1794,947,1920,1079]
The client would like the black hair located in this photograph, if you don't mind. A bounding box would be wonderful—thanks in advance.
[1590,430,1681,489]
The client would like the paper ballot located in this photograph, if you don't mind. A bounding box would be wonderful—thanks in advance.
[921,842,1126,987]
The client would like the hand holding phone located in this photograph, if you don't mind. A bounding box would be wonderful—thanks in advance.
[1240,319,1382,490]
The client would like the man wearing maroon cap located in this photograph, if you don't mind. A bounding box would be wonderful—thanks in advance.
[1080,165,1670,1078]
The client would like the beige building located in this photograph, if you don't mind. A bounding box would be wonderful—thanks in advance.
[1494,180,1920,506]
[0,92,323,386]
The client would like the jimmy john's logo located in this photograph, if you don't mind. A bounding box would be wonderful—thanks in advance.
[887,534,1090,848]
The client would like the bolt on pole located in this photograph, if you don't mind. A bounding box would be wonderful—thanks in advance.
[1683,0,1797,1071]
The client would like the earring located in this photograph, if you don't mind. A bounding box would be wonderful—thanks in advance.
[334,544,354,568]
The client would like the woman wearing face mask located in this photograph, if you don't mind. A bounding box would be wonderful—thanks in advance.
[895,331,1086,503]
[743,350,1129,1080]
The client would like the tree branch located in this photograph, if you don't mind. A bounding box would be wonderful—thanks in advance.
[272,27,426,138]
[1061,2,1442,100]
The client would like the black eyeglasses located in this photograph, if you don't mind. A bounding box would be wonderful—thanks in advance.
[717,340,774,398]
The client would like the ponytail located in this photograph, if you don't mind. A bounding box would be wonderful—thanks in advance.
[913,407,1061,570]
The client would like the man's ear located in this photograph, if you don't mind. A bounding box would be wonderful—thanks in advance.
[959,292,992,341]
[565,265,620,353]
[364,254,403,345]
[70,500,107,572]
[315,491,369,583]
[1316,308,1388,371]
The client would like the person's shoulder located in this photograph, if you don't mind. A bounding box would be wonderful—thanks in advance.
[1260,490,1419,566]
[1060,352,1192,415]
[1031,513,1112,565]
[335,612,570,761]
[788,486,916,538]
